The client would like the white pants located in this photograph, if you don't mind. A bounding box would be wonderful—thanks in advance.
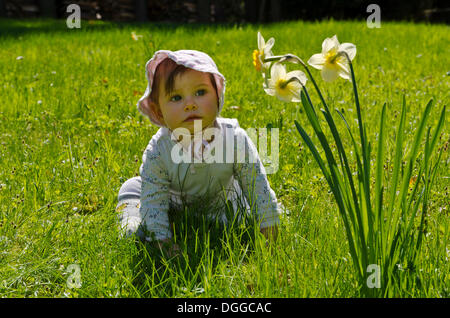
[116,176,251,240]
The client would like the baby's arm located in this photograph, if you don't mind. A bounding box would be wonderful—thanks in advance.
[233,128,280,241]
[139,139,178,251]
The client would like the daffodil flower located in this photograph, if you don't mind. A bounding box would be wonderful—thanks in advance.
[253,31,275,72]
[307,35,356,82]
[264,63,307,102]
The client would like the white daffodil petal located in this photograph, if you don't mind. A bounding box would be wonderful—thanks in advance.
[322,35,339,54]
[264,87,276,96]
[265,37,275,51]
[290,94,301,103]
[337,67,351,81]
[277,93,294,103]
[257,31,265,50]
[336,60,350,74]
[338,73,351,81]
[288,83,302,100]
[321,66,339,82]
[262,50,273,64]
[271,63,286,79]
[307,53,326,70]
[266,77,275,87]
[288,80,302,90]
[339,42,357,61]
[331,35,339,44]
[286,70,307,86]
[300,72,308,85]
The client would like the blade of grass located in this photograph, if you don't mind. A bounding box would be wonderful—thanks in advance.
[374,103,387,268]
[386,97,407,250]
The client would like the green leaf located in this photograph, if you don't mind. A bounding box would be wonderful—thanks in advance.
[294,120,331,187]
[386,96,406,244]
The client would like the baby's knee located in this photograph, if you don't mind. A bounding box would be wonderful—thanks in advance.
[118,176,142,202]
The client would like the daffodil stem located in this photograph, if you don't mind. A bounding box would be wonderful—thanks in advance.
[347,56,365,150]
[301,65,328,111]
[263,55,285,63]
[340,52,365,153]
[264,54,306,66]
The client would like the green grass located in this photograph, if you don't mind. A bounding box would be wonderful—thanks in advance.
[0,18,448,297]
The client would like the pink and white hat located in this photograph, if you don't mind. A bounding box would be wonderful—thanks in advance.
[137,50,226,127]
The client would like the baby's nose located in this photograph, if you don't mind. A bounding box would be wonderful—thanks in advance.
[184,103,198,112]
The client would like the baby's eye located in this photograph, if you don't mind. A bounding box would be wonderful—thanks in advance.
[170,95,182,102]
[195,89,206,96]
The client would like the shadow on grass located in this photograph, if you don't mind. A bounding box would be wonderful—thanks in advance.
[0,17,248,39]
[0,18,114,37]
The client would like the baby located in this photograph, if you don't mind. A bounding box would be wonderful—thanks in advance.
[116,50,281,253]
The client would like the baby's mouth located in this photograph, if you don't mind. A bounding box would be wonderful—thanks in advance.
[184,115,202,122]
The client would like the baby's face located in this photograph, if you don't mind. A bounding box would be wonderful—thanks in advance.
[157,69,218,134]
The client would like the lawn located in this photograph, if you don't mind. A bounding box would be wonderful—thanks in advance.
[0,18,448,297]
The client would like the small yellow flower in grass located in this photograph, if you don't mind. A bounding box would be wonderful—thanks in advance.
[264,63,307,102]
[307,35,356,82]
[253,31,274,72]
[131,31,143,41]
